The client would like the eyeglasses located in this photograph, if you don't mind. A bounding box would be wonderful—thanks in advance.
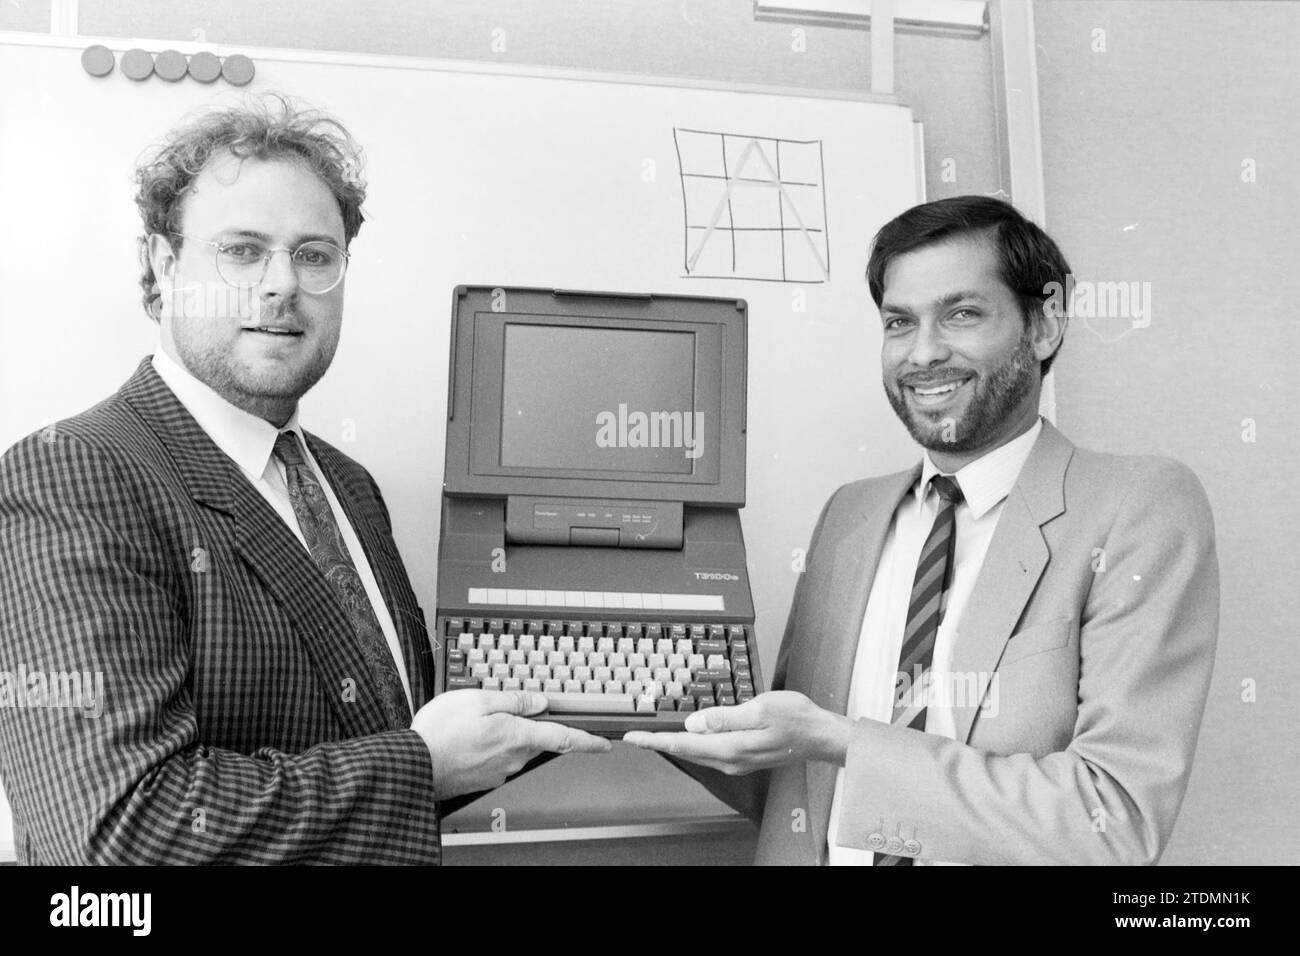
[169,233,350,294]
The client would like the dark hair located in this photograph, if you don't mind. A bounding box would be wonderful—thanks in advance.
[133,93,366,322]
[866,195,1071,376]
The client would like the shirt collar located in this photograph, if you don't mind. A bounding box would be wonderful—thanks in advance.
[151,348,303,483]
[917,416,1044,519]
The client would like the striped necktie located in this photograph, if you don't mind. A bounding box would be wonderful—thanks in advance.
[874,473,963,867]
[273,431,411,731]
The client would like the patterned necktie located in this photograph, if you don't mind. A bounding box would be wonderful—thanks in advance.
[874,473,963,867]
[273,431,411,731]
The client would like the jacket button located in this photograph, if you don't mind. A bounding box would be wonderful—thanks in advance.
[866,832,886,851]
[903,839,921,856]
[884,836,903,854]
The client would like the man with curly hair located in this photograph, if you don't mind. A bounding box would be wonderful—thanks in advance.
[0,96,607,864]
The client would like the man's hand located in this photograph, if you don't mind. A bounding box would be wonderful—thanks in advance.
[411,689,611,799]
[622,691,852,775]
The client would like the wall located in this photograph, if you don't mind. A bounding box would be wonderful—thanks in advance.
[1035,0,1299,864]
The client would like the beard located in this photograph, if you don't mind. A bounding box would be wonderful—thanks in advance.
[884,326,1038,454]
[170,291,337,420]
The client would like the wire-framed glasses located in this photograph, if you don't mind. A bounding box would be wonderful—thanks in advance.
[170,233,350,294]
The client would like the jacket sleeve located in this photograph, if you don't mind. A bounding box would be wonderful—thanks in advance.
[661,487,845,824]
[833,458,1220,865]
[0,430,440,864]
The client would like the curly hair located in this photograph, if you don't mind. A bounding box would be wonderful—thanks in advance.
[134,93,366,321]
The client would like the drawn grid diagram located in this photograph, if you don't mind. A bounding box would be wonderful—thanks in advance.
[674,128,830,283]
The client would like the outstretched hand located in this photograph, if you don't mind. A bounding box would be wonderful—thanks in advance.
[622,691,851,775]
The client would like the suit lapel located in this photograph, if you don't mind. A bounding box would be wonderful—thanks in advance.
[805,465,919,863]
[119,358,393,739]
[949,421,1073,742]
[307,437,432,709]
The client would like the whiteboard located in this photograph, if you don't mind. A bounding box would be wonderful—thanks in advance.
[0,38,921,838]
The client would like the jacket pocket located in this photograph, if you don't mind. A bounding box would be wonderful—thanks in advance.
[999,616,1075,666]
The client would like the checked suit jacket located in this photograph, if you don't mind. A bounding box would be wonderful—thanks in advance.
[685,420,1220,865]
[0,358,442,864]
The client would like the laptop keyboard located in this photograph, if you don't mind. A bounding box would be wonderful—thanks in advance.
[439,617,756,715]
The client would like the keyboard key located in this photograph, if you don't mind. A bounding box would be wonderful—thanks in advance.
[519,634,536,653]
[696,668,730,683]
[503,678,521,692]
[544,692,634,714]
[507,649,526,666]
[727,626,747,642]
[477,634,495,651]
[626,624,644,641]
[673,668,692,685]
[616,638,634,656]
[554,665,572,683]
[636,695,657,713]
[487,648,505,665]
[670,624,687,640]
[543,679,562,693]
[577,635,595,655]
[675,638,693,657]
[523,678,541,692]
[511,664,530,680]
[527,621,544,635]
[508,619,524,634]
[447,675,480,689]
[605,680,624,694]
[457,633,474,651]
[656,639,674,657]
[534,665,552,683]
[472,663,490,679]
[585,680,604,694]
[697,640,727,656]
[666,682,684,699]
[688,654,706,671]
[628,653,646,670]
[597,636,615,654]
[489,618,505,635]
[690,625,706,640]
[593,666,612,683]
[558,635,575,654]
[608,652,626,669]
[468,617,485,633]
[445,618,463,636]
[499,634,516,652]
[645,624,663,641]
[483,677,501,691]
[563,679,582,693]
[492,664,511,680]
[539,634,556,653]
[677,696,696,712]
[527,650,546,667]
[588,651,606,669]
[546,622,564,637]
[657,697,675,711]
[586,621,605,638]
[626,680,643,698]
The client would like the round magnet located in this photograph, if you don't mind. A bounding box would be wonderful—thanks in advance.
[188,51,221,83]
[81,44,115,78]
[221,54,255,86]
[121,48,155,81]
[155,49,187,82]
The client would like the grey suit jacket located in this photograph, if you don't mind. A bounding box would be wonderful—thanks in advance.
[692,420,1219,865]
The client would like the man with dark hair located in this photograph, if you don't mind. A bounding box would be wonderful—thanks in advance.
[0,97,607,865]
[629,196,1219,865]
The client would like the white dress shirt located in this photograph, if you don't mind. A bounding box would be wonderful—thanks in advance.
[826,417,1043,865]
[151,349,413,712]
